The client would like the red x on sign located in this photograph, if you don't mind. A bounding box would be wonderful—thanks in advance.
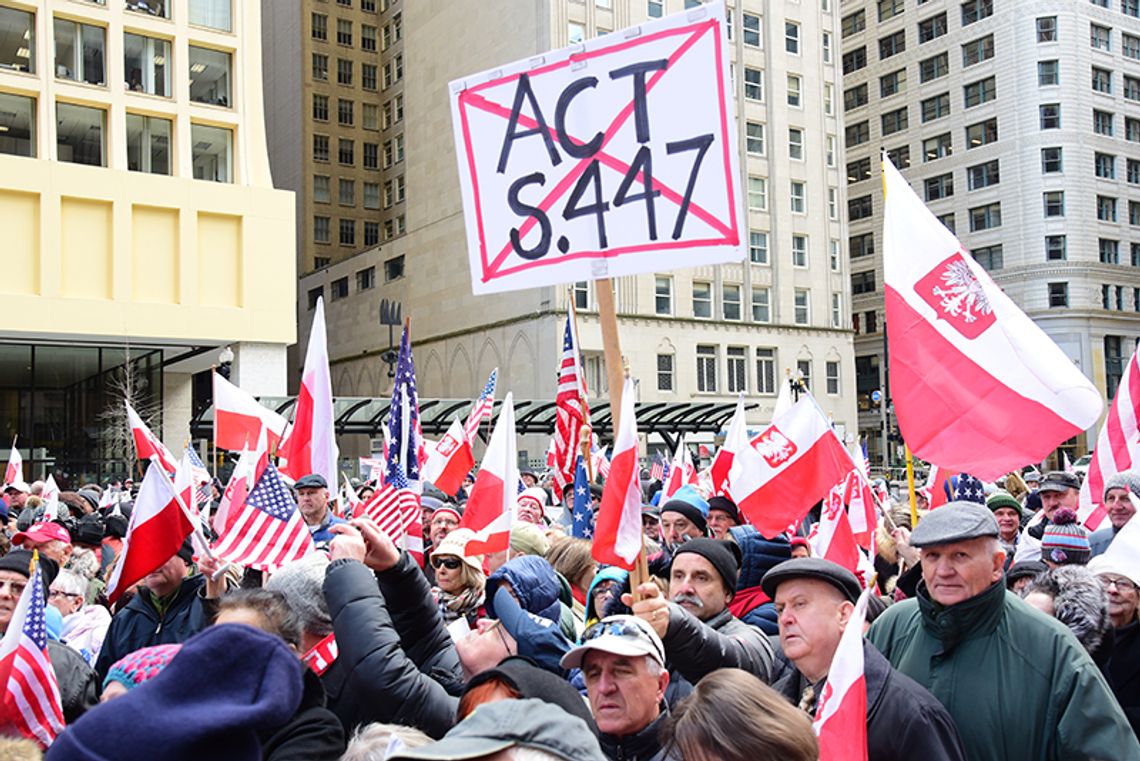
[450,4,742,295]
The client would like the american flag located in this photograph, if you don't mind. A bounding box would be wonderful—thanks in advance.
[212,462,314,571]
[592,444,611,480]
[464,368,498,442]
[185,444,213,505]
[359,465,420,548]
[649,453,667,482]
[571,456,594,539]
[1080,348,1140,529]
[0,560,64,747]
[552,311,590,495]
[386,325,426,565]
[954,473,986,504]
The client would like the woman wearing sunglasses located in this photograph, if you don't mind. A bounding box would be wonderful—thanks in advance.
[429,528,486,627]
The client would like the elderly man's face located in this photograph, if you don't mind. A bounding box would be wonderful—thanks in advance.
[706,509,736,540]
[774,578,853,683]
[993,508,1021,542]
[0,570,27,631]
[144,555,190,599]
[5,490,26,509]
[20,538,71,566]
[669,553,730,622]
[660,511,702,550]
[516,498,543,524]
[429,512,459,546]
[920,537,1005,606]
[296,487,329,525]
[1040,488,1078,519]
[582,650,667,737]
[1105,488,1137,530]
[455,618,516,680]
[1100,573,1140,628]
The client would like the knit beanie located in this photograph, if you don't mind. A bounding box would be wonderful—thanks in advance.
[1041,509,1091,566]
[264,551,333,637]
[986,491,1023,515]
[46,624,302,761]
[671,538,742,593]
[1104,470,1140,500]
[103,643,182,693]
[509,522,549,557]
[706,496,740,523]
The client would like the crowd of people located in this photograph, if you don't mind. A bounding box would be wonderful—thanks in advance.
[0,460,1138,760]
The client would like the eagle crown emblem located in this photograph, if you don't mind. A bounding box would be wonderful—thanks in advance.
[930,259,992,324]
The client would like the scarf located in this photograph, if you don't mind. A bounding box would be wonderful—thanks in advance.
[436,586,485,623]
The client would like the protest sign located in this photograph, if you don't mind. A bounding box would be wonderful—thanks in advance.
[450,1,742,295]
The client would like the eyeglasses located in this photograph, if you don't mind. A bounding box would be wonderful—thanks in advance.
[48,591,81,601]
[1099,576,1139,593]
[581,619,664,662]
[431,557,463,571]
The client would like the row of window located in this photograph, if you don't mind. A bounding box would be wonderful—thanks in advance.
[44,1,233,31]
[313,172,405,209]
[0,8,233,106]
[311,12,402,52]
[1089,0,1140,19]
[1100,284,1140,312]
[312,214,406,249]
[654,277,842,327]
[842,0,992,40]
[306,254,404,306]
[311,52,402,92]
[311,134,407,172]
[668,348,842,397]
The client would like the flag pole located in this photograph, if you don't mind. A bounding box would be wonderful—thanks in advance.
[905,445,919,527]
[151,456,218,562]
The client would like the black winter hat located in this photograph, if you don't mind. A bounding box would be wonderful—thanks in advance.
[660,499,708,534]
[0,549,59,595]
[74,513,105,546]
[706,496,740,523]
[671,538,741,592]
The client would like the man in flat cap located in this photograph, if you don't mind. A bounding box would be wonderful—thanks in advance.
[762,558,966,761]
[295,473,347,550]
[868,501,1139,761]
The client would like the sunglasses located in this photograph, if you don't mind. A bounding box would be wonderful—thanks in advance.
[581,619,664,662]
[431,557,463,571]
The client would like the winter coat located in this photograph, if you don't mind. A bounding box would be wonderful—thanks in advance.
[47,640,99,723]
[661,604,773,686]
[308,513,348,550]
[61,604,112,666]
[1091,525,1118,557]
[492,586,572,674]
[1108,619,1140,737]
[93,575,210,681]
[486,556,563,624]
[727,525,791,635]
[771,639,967,761]
[323,555,462,738]
[598,706,679,761]
[585,567,629,628]
[260,668,346,761]
[869,578,1140,761]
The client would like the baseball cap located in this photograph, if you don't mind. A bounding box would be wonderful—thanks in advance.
[1038,471,1080,494]
[13,521,73,547]
[3,481,29,494]
[560,614,665,670]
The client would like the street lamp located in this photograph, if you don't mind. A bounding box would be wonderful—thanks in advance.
[379,299,402,378]
[218,345,234,379]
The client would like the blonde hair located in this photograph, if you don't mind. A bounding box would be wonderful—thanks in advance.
[341,723,431,761]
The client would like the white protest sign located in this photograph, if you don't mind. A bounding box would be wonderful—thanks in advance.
[449,1,742,295]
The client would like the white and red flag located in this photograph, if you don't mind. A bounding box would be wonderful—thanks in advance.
[660,435,698,502]
[342,475,364,519]
[464,368,498,443]
[4,440,21,487]
[212,461,315,571]
[709,396,747,497]
[213,430,269,536]
[278,297,338,487]
[39,476,60,522]
[106,460,196,604]
[460,393,518,555]
[842,470,878,554]
[924,465,955,510]
[813,487,864,578]
[552,309,590,495]
[728,396,857,539]
[882,155,1102,480]
[593,379,643,570]
[212,371,290,452]
[1079,349,1140,530]
[813,588,870,761]
[423,419,475,496]
[126,402,178,474]
[0,556,64,748]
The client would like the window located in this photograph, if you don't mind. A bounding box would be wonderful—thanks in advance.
[880,69,906,97]
[339,178,355,206]
[743,13,761,47]
[845,120,870,148]
[307,287,323,309]
[962,35,994,66]
[740,122,766,158]
[851,233,875,259]
[925,173,954,201]
[1094,110,1114,136]
[338,98,354,127]
[844,83,869,111]
[921,93,950,122]
[312,53,328,81]
[125,114,171,174]
[314,216,331,244]
[1125,76,1140,101]
[797,360,812,390]
[1127,0,1140,17]
[362,24,377,51]
[362,63,377,91]
[1125,33,1140,60]
[1093,67,1113,94]
[748,177,767,212]
[336,19,353,46]
[961,0,993,26]
[356,267,375,292]
[744,231,769,267]
[827,135,837,167]
[190,0,232,31]
[1043,191,1065,217]
[881,107,908,135]
[339,218,355,246]
[54,19,105,86]
[823,32,832,63]
[1046,235,1066,261]
[826,361,840,394]
[972,244,1003,270]
[964,77,996,107]
[791,234,808,265]
[190,124,232,181]
[786,128,805,160]
[842,47,867,75]
[937,212,956,233]
[1131,160,1140,185]
[340,138,358,166]
[790,182,806,214]
[1100,238,1121,263]
[314,175,332,204]
[1129,117,1140,142]
[785,21,800,54]
[380,256,404,283]
[848,157,872,183]
[1096,153,1117,179]
[1037,17,1057,43]
[879,30,906,60]
[969,202,1001,231]
[1036,60,1060,87]
[756,349,776,394]
[727,347,747,393]
[696,346,717,393]
[842,11,866,38]
[787,75,802,107]
[744,67,763,101]
[967,159,1000,190]
[654,277,672,315]
[384,55,403,88]
[313,134,329,162]
[1134,244,1140,265]
[312,94,329,121]
[656,354,674,392]
[852,270,877,295]
[363,221,379,247]
[966,118,998,148]
[864,310,878,333]
[919,52,949,82]
[1040,146,1062,173]
[830,238,841,269]
[57,103,104,166]
[879,0,904,21]
[0,92,34,158]
[693,282,712,318]
[330,277,349,301]
[849,195,873,220]
[794,290,810,325]
[1132,202,1140,225]
[1040,104,1061,129]
[362,103,379,131]
[752,288,771,322]
[1048,282,1068,308]
[1092,24,1111,51]
[188,46,231,107]
[124,33,170,96]
[1098,196,1118,222]
[919,13,947,43]
[0,7,33,73]
[312,12,328,40]
[337,58,353,85]
[924,133,953,162]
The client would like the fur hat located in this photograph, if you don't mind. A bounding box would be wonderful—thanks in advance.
[1022,566,1111,655]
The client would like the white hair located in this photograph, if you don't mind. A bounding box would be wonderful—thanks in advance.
[51,569,87,597]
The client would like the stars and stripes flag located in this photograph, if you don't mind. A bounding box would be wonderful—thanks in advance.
[4,439,20,486]
[386,324,425,565]
[184,444,213,506]
[464,368,498,442]
[212,461,315,571]
[0,557,64,748]
[953,473,986,504]
[357,466,420,553]
[1080,348,1140,530]
[592,443,611,480]
[571,456,594,540]
[649,454,666,482]
[552,309,590,495]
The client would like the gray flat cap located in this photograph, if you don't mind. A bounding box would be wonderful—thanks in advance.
[909,501,999,547]
[761,558,862,603]
[1038,471,1080,493]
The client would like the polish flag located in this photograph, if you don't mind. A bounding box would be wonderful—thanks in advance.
[106,460,196,604]
[924,466,955,510]
[278,297,339,486]
[843,470,878,553]
[813,487,863,576]
[813,589,870,761]
[40,476,61,522]
[661,435,698,502]
[4,441,20,486]
[728,396,856,539]
[709,396,747,497]
[126,402,179,474]
[593,379,643,570]
[882,155,1102,480]
[213,429,269,535]
[423,419,475,496]
[459,393,518,555]
[1079,348,1140,530]
[212,371,290,452]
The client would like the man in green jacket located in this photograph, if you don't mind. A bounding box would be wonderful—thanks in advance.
[869,501,1139,761]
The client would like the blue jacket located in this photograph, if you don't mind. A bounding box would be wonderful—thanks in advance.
[487,556,563,624]
[309,513,348,549]
[728,525,792,635]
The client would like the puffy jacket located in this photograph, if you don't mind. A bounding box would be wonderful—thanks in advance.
[661,604,773,686]
[869,578,1140,761]
[93,575,210,681]
[260,668,345,761]
[486,556,563,624]
[323,555,461,738]
[492,586,572,674]
[727,526,791,636]
[47,640,98,723]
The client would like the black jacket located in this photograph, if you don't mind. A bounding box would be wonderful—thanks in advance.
[598,707,678,761]
[661,604,773,685]
[323,555,463,738]
[772,638,968,761]
[260,668,345,761]
[93,575,210,681]
[47,640,99,723]
[1109,619,1140,736]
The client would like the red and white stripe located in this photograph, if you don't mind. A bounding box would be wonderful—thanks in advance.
[278,297,339,487]
[813,589,870,761]
[358,483,419,543]
[1080,349,1140,530]
[213,511,313,571]
[593,379,643,570]
[0,564,64,748]
[126,402,178,474]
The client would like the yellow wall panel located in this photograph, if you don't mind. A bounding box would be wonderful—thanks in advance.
[0,190,40,296]
[197,212,242,308]
[131,206,180,304]
[60,197,112,300]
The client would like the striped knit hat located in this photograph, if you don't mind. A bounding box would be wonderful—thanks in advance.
[1041,509,1091,566]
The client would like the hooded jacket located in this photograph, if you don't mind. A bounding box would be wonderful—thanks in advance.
[869,578,1140,761]
[727,525,792,635]
[260,668,346,761]
[486,556,563,624]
